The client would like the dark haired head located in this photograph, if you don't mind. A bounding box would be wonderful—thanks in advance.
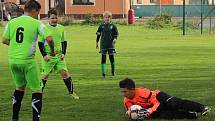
[24,0,41,12]
[119,78,135,89]
[48,9,57,18]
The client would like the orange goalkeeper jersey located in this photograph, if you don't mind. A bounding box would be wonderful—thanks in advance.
[123,88,160,114]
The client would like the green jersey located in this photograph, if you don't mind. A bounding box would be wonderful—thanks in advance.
[3,15,50,63]
[39,24,65,56]
[96,22,118,49]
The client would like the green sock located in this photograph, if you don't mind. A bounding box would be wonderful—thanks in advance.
[101,64,106,75]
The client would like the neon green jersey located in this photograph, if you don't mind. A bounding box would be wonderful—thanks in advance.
[3,16,50,63]
[39,24,65,56]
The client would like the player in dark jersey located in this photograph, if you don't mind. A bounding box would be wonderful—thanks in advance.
[96,11,119,79]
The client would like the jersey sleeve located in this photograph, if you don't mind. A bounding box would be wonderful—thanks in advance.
[3,23,10,39]
[147,90,161,114]
[38,22,51,42]
[124,98,133,111]
[96,24,102,36]
[61,26,66,42]
[113,24,119,39]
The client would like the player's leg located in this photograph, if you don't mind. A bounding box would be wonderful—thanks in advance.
[158,92,210,115]
[152,110,197,119]
[101,54,107,78]
[41,59,55,91]
[10,63,26,121]
[56,60,73,94]
[108,49,116,76]
[60,69,73,94]
[26,61,43,121]
[41,75,49,91]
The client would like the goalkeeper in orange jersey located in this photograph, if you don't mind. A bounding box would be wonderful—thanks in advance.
[119,78,211,120]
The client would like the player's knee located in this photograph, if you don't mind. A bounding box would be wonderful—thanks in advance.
[42,75,49,80]
[60,70,69,78]
[16,85,26,91]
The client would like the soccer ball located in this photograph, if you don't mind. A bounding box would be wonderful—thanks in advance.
[129,105,142,120]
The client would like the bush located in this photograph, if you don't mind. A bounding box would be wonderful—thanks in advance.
[58,16,75,26]
[174,21,199,30]
[145,14,173,29]
[82,13,103,25]
[114,19,127,25]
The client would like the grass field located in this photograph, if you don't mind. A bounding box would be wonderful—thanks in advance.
[0,25,215,121]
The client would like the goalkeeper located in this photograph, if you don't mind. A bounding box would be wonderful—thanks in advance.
[119,78,211,119]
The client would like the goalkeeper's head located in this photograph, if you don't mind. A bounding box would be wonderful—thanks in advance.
[119,78,136,99]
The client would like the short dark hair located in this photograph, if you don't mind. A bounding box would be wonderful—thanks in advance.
[119,78,135,89]
[48,9,57,18]
[24,0,41,12]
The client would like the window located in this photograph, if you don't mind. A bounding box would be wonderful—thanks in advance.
[137,0,142,4]
[49,0,56,9]
[150,0,158,3]
[73,0,95,5]
[8,3,18,9]
[20,0,27,5]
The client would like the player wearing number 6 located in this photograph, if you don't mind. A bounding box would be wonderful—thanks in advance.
[2,0,55,121]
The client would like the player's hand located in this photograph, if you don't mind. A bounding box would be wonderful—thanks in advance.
[125,110,131,118]
[44,55,51,62]
[60,54,65,60]
[138,108,150,119]
[96,43,99,49]
[50,51,56,56]
[113,39,117,44]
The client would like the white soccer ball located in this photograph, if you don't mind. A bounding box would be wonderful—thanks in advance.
[129,105,142,120]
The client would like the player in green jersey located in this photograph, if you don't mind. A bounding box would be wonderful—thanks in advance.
[2,0,55,121]
[38,9,79,99]
[96,11,119,79]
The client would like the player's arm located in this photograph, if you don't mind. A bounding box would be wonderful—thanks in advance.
[96,25,102,49]
[46,36,55,56]
[147,95,160,115]
[2,37,10,45]
[61,31,67,60]
[38,23,55,56]
[2,23,10,45]
[124,100,133,118]
[113,25,119,44]
[38,41,47,57]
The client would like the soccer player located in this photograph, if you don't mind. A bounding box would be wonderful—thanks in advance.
[96,11,119,79]
[119,78,211,120]
[38,9,79,99]
[2,0,55,121]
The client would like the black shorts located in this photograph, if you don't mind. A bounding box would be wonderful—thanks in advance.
[100,49,116,55]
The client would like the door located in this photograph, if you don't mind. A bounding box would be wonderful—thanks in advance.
[49,0,65,16]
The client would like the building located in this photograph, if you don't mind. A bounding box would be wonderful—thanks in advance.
[2,0,131,18]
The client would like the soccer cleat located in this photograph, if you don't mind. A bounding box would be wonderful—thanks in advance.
[201,106,211,116]
[70,92,79,100]
[188,111,198,118]
[111,71,115,76]
[102,73,106,80]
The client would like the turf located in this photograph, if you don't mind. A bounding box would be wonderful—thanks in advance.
[0,25,214,121]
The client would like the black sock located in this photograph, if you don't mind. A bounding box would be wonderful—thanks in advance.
[32,93,42,121]
[42,79,47,91]
[12,90,24,120]
[109,55,115,75]
[63,77,73,94]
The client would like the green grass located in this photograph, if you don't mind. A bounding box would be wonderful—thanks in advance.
[0,25,214,121]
